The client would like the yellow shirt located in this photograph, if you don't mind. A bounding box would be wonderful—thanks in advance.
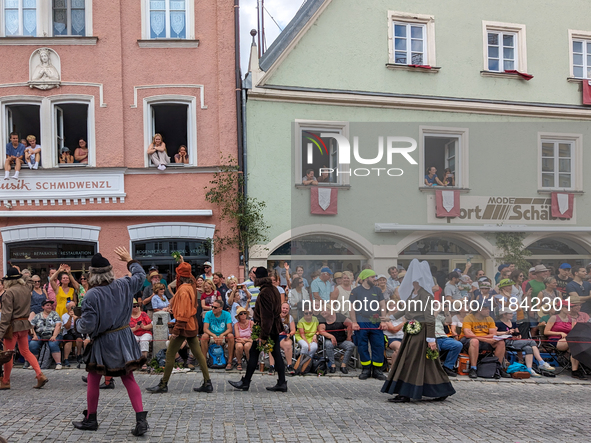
[463,314,496,337]
[56,287,75,317]
[295,317,319,342]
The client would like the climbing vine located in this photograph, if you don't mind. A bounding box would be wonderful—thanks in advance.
[495,233,532,272]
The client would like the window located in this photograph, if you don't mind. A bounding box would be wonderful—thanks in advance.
[3,0,36,36]
[6,104,41,145]
[143,96,197,167]
[388,11,436,67]
[54,103,88,166]
[419,126,469,189]
[295,121,349,186]
[52,0,85,36]
[148,0,191,38]
[538,133,582,191]
[572,39,591,79]
[393,23,426,65]
[487,32,516,71]
[482,21,527,74]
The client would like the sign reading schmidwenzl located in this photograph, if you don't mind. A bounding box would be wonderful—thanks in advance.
[427,195,576,224]
[0,171,125,200]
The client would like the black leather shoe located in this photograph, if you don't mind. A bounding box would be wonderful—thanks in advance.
[329,366,336,374]
[99,380,114,389]
[432,396,448,402]
[372,367,387,381]
[131,411,149,436]
[72,410,98,431]
[340,366,349,374]
[500,370,511,379]
[228,378,250,391]
[265,381,288,392]
[443,366,457,377]
[468,368,477,379]
[193,379,213,393]
[358,367,372,380]
[81,376,87,383]
[146,379,168,393]
[387,395,410,403]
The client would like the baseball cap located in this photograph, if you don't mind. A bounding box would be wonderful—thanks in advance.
[559,263,572,270]
[528,267,536,273]
[60,147,70,153]
[498,264,509,272]
[478,281,491,289]
[320,267,333,275]
[453,268,462,273]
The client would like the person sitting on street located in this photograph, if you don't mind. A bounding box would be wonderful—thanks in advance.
[4,132,25,180]
[434,310,462,377]
[295,310,319,358]
[24,135,41,169]
[233,307,253,371]
[495,308,554,377]
[62,301,84,368]
[29,300,64,370]
[201,300,234,371]
[461,303,509,379]
[318,309,355,374]
[130,299,153,365]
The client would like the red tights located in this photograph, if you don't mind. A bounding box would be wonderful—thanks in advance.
[86,372,143,416]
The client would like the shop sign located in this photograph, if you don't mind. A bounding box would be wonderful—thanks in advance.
[427,195,576,224]
[0,170,125,200]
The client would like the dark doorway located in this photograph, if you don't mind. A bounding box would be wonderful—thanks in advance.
[6,104,41,143]
[152,104,188,160]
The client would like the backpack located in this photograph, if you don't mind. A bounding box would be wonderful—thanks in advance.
[207,344,226,369]
[155,349,167,367]
[293,354,312,376]
[311,355,328,375]
[477,355,502,379]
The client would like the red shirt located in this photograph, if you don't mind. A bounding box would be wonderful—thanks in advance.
[201,291,220,307]
[129,312,152,336]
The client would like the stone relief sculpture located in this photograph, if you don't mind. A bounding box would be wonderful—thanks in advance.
[29,48,61,90]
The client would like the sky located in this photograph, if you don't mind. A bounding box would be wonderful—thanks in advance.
[239,0,303,74]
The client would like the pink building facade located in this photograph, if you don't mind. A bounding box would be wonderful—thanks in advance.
[0,0,240,280]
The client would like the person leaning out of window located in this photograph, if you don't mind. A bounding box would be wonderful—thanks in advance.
[147,133,170,171]
[58,147,74,164]
[174,145,189,164]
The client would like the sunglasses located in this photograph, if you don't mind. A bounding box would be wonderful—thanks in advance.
[133,304,139,307]
[33,280,41,283]
[80,278,87,281]
[239,312,247,315]
[213,305,222,309]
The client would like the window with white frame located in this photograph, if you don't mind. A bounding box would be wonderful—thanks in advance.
[482,21,527,73]
[144,97,197,167]
[541,140,574,189]
[52,0,85,36]
[148,0,188,39]
[420,127,469,189]
[487,31,517,72]
[393,23,426,65]
[295,121,349,186]
[1,0,92,37]
[572,39,591,79]
[388,11,436,67]
[3,0,37,36]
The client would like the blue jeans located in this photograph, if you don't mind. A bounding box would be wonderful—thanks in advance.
[436,337,462,370]
[29,335,61,355]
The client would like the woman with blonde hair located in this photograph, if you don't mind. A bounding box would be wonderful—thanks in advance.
[147,133,170,170]
[225,276,251,311]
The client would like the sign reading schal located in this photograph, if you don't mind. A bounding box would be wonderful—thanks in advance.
[427,195,576,224]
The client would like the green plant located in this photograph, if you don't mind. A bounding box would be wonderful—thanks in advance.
[495,233,532,272]
[205,156,270,268]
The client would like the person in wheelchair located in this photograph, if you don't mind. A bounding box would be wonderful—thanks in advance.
[545,298,587,380]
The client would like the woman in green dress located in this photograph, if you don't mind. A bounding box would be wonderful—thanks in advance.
[382,259,456,402]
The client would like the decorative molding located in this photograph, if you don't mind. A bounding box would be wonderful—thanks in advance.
[248,86,591,120]
[375,223,591,233]
[0,37,98,45]
[28,48,61,90]
[0,198,126,208]
[131,85,207,109]
[386,64,440,73]
[1,223,101,243]
[0,82,106,107]
[137,39,199,48]
[128,222,215,241]
[125,166,221,175]
[0,210,213,218]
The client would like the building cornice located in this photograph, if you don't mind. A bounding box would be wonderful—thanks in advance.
[248,84,591,120]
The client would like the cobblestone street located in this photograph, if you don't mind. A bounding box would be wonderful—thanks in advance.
[1,368,590,442]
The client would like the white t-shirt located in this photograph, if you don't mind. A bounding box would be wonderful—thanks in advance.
[61,313,74,332]
[383,315,405,340]
[444,282,461,300]
[451,315,463,329]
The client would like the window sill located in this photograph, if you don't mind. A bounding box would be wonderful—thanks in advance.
[385,64,440,73]
[537,189,584,195]
[295,184,351,190]
[0,36,98,45]
[480,71,526,80]
[137,39,200,49]
[419,186,470,192]
[567,77,591,83]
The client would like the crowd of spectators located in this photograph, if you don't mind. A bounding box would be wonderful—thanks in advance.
[2,259,590,383]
